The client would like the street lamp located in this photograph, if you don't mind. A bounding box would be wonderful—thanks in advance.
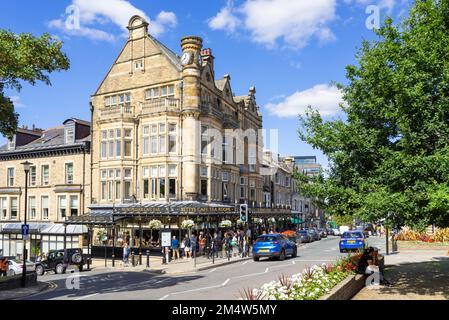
[21,160,32,288]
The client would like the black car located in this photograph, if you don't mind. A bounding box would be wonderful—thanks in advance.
[35,248,87,276]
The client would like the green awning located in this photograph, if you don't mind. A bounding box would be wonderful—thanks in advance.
[290,218,304,224]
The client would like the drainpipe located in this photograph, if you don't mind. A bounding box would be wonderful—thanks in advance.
[179,81,184,201]
[89,101,94,205]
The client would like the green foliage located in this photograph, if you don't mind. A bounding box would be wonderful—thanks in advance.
[296,0,449,228]
[0,30,70,138]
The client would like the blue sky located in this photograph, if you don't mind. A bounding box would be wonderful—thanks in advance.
[0,0,411,168]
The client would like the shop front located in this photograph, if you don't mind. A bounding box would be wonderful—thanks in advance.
[0,222,87,261]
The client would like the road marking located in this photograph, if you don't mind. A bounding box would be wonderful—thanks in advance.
[233,271,267,279]
[159,294,169,300]
[242,260,250,265]
[222,278,230,286]
[74,293,98,300]
[265,267,269,273]
[209,268,217,273]
[292,260,295,265]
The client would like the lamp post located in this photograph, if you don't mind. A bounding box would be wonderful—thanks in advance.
[21,161,32,288]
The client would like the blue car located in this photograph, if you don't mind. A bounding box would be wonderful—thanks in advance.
[339,231,366,253]
[252,234,297,261]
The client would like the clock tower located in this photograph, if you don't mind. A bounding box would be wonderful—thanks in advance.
[180,36,203,201]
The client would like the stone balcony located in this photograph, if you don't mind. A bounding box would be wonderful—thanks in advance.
[140,98,180,115]
[99,104,134,121]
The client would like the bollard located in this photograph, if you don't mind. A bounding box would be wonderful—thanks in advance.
[146,250,150,268]
[131,252,135,267]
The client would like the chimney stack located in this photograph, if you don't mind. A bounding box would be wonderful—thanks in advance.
[201,48,215,77]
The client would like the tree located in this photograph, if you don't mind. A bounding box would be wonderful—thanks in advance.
[0,30,70,138]
[296,0,449,229]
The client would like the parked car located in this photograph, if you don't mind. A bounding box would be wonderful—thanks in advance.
[297,230,312,243]
[318,229,328,238]
[252,234,297,261]
[332,228,341,236]
[7,258,35,276]
[339,231,367,253]
[35,248,86,275]
[306,229,320,241]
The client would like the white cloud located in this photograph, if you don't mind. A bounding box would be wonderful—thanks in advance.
[208,0,337,49]
[47,0,177,42]
[208,1,240,33]
[265,84,344,118]
[10,96,25,108]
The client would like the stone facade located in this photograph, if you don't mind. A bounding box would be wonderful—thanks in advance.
[90,16,263,207]
[0,119,91,258]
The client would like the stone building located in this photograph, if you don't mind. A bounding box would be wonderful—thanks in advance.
[89,16,263,210]
[0,119,90,259]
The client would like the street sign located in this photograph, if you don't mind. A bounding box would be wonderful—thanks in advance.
[161,231,171,247]
[22,224,29,240]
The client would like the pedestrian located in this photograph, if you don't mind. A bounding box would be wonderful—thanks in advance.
[123,242,130,267]
[184,234,191,258]
[199,231,206,256]
[171,236,180,260]
[0,257,8,277]
[190,233,197,259]
[180,235,186,258]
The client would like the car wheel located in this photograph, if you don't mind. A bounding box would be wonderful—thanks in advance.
[72,253,83,264]
[35,265,44,276]
[279,249,286,261]
[253,256,260,262]
[292,247,297,258]
[340,249,345,253]
[55,263,65,274]
[8,270,15,276]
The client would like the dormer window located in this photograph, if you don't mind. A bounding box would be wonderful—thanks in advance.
[65,126,75,144]
[7,137,15,150]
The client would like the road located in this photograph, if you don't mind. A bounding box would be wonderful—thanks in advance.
[23,236,384,300]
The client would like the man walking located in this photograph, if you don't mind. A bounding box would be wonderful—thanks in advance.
[171,236,180,260]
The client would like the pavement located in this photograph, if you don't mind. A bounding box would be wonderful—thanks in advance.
[20,235,366,300]
[87,251,252,275]
[353,240,449,300]
[0,281,53,300]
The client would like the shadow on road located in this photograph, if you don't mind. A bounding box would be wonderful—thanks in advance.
[26,271,204,300]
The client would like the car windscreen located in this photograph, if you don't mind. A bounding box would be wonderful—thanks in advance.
[256,236,279,242]
[342,232,363,238]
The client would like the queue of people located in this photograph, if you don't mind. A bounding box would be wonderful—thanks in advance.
[165,228,253,262]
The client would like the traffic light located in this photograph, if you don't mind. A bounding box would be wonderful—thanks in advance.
[239,204,248,223]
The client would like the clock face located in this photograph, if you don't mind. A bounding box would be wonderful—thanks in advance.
[181,52,193,66]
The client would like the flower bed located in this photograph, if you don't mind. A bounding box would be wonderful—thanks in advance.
[240,255,359,300]
[395,228,449,243]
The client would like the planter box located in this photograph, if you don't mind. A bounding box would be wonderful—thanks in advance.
[319,274,366,300]
[0,271,37,291]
